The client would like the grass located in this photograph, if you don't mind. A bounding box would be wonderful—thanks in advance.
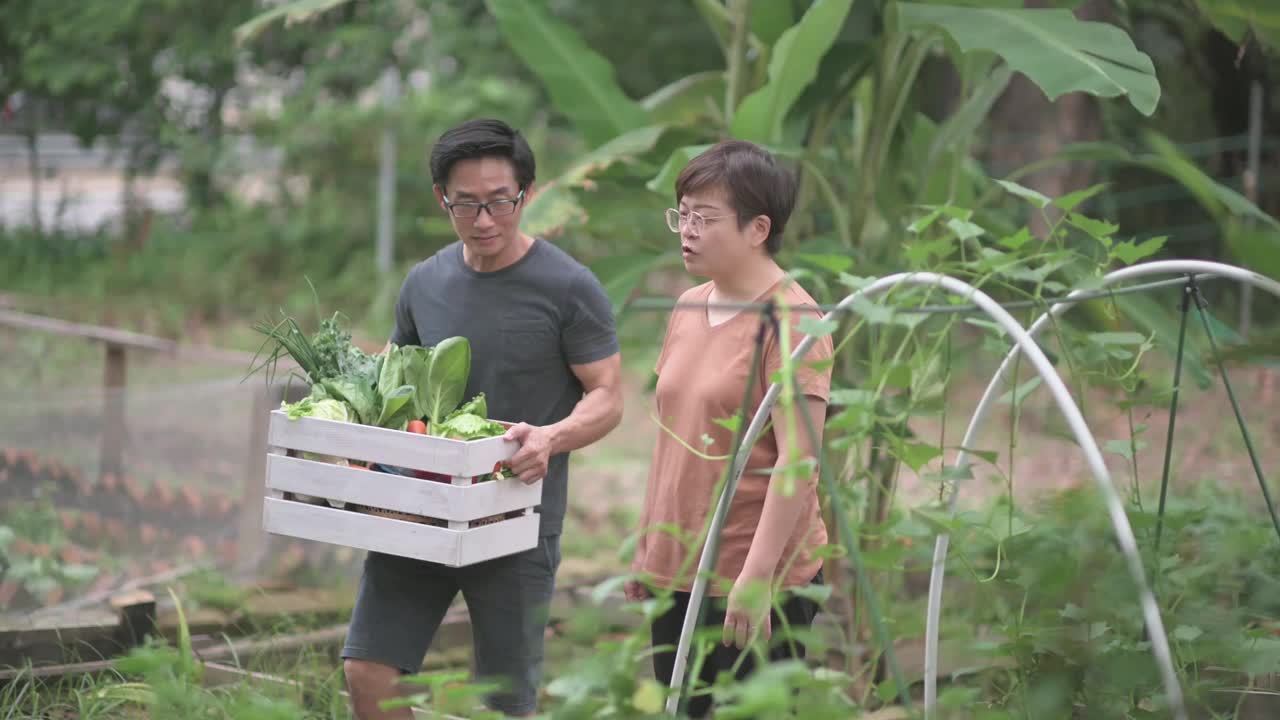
[8,448,1280,718]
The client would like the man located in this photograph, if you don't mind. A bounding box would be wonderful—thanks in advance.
[341,118,624,718]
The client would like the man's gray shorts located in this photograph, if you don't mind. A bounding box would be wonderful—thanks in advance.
[341,534,561,716]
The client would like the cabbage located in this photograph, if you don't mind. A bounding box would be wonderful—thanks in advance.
[282,397,352,423]
[280,397,354,506]
[436,413,505,440]
[307,399,352,422]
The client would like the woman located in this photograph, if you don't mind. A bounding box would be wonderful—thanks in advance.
[627,140,834,717]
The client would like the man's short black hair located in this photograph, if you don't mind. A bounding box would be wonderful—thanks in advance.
[675,140,796,256]
[430,118,536,192]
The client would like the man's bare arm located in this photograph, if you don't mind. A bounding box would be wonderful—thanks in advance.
[505,352,625,483]
[549,352,625,453]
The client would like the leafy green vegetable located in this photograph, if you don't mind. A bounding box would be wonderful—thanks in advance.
[310,312,355,380]
[251,310,363,385]
[254,304,494,439]
[448,393,488,421]
[402,345,432,388]
[436,413,505,440]
[339,343,377,378]
[378,345,406,400]
[282,397,352,422]
[322,376,378,425]
[418,336,472,430]
[375,385,417,430]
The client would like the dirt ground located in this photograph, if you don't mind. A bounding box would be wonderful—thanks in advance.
[898,359,1280,510]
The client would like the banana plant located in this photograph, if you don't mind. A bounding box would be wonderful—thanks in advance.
[486,0,1168,291]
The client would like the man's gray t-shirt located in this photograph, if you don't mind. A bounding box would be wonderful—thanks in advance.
[390,238,619,537]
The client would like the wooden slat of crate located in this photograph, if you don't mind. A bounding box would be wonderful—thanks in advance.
[266,454,541,521]
[267,411,516,478]
[262,497,538,567]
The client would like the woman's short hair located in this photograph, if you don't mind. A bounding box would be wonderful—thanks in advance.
[675,140,797,255]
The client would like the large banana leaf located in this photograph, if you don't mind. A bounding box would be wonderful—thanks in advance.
[646,144,714,199]
[1193,0,1280,49]
[731,0,857,143]
[1224,222,1280,284]
[235,0,353,44]
[920,65,1015,195]
[1139,132,1280,232]
[522,125,668,236]
[590,251,682,314]
[996,136,1280,233]
[558,125,669,186]
[750,0,795,46]
[641,72,727,126]
[896,3,1160,116]
[521,184,587,237]
[486,0,648,148]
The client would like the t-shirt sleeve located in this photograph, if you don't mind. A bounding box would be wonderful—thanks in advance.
[653,309,678,375]
[762,303,834,402]
[561,266,620,365]
[389,268,420,347]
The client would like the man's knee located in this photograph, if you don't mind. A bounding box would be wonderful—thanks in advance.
[344,658,409,718]
[346,658,403,689]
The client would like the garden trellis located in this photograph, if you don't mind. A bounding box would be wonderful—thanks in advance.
[637,260,1280,720]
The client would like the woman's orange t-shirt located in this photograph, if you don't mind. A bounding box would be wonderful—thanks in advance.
[634,278,834,595]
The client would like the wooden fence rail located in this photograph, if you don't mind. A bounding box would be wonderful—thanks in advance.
[0,307,290,574]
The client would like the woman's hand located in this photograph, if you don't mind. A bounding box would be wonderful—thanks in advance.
[723,571,772,649]
[624,578,651,602]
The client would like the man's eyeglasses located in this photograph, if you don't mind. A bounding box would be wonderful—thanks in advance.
[443,189,525,219]
[665,208,732,236]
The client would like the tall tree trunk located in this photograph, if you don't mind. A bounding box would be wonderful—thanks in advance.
[122,141,142,245]
[187,88,229,210]
[986,0,1110,235]
[25,97,43,238]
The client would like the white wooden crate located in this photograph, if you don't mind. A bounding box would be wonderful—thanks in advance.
[262,410,541,567]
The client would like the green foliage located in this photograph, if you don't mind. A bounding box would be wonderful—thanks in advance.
[731,0,857,143]
[486,0,649,148]
[939,486,1280,717]
[1192,0,1280,50]
[896,3,1161,115]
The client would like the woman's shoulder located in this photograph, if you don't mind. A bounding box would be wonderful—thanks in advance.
[677,281,713,303]
[667,282,713,324]
[780,279,824,314]
[659,282,711,339]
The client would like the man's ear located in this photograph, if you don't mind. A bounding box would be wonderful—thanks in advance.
[522,181,537,203]
[432,184,447,210]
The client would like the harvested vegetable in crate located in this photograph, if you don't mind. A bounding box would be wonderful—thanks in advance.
[250,309,505,439]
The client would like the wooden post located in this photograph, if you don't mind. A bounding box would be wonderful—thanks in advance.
[110,589,157,649]
[100,342,127,482]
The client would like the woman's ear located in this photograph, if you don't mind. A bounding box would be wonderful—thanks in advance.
[750,215,773,249]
